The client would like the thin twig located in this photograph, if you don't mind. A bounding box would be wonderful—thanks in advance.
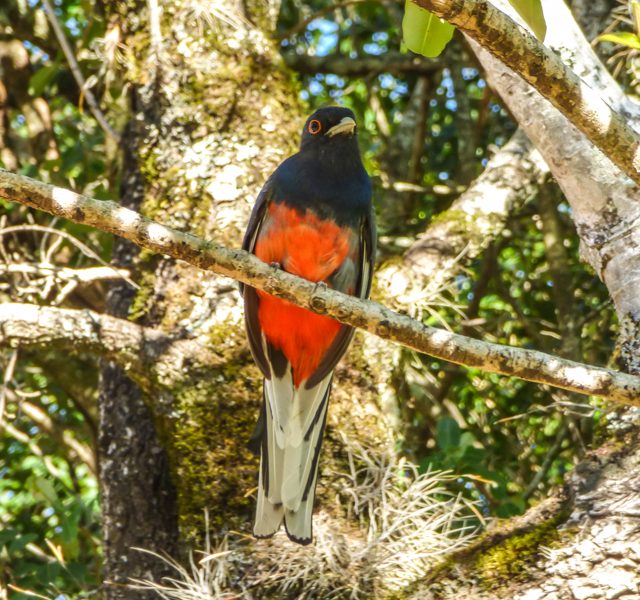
[523,420,569,501]
[39,0,121,142]
[0,224,139,289]
[0,349,18,427]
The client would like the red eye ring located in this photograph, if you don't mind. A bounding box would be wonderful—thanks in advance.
[308,119,322,134]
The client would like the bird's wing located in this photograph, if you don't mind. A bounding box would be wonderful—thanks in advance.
[242,178,274,379]
[305,208,376,388]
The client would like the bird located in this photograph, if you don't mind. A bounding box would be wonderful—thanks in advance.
[241,106,376,545]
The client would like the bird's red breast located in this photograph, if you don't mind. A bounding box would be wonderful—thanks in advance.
[254,202,354,387]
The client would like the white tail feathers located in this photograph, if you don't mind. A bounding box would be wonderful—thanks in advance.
[253,373,331,544]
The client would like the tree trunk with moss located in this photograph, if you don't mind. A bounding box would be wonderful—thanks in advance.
[99,1,393,595]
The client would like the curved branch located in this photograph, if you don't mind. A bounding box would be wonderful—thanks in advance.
[0,302,209,392]
[414,0,640,186]
[400,128,547,294]
[1,169,639,405]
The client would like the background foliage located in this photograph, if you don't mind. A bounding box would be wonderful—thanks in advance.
[0,0,627,596]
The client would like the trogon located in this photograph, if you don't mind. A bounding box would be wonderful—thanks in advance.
[242,106,376,545]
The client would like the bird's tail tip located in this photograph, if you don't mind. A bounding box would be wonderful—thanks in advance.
[253,498,284,539]
[253,492,315,545]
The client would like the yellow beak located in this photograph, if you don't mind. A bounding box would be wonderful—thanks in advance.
[326,116,356,137]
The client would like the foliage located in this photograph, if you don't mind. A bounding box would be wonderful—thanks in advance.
[401,0,547,59]
[0,356,100,598]
[508,0,547,40]
[599,31,640,49]
[402,1,454,58]
[0,0,109,595]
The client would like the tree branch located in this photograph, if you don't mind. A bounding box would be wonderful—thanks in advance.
[414,0,640,186]
[401,129,547,294]
[1,169,639,405]
[0,302,209,393]
[0,263,130,283]
[464,0,640,372]
[283,52,442,77]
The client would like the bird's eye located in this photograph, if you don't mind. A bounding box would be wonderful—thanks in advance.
[308,119,322,135]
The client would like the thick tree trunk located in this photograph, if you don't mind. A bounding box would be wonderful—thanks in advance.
[99,121,178,596]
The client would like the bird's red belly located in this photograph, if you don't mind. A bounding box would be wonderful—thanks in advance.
[254,203,351,386]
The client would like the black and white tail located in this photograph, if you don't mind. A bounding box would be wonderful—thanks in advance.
[253,370,332,544]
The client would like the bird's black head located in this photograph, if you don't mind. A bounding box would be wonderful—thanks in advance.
[276,105,370,220]
[299,106,360,154]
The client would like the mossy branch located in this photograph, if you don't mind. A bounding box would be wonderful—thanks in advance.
[0,303,210,393]
[1,168,639,405]
[413,0,640,186]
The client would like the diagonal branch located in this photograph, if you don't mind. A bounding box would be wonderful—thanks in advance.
[413,0,640,186]
[0,168,639,405]
[0,302,210,393]
[401,128,547,295]
[39,0,120,142]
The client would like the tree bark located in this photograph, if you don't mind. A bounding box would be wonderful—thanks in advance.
[99,117,178,597]
[469,0,640,373]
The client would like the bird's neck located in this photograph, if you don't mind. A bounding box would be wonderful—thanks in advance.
[275,147,370,226]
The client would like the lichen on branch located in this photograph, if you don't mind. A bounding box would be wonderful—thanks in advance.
[1,167,639,405]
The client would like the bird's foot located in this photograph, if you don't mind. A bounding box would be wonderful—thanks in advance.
[270,261,282,270]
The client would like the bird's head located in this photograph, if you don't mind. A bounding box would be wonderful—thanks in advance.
[299,106,359,153]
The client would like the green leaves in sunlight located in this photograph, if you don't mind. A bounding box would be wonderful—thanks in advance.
[402,0,547,60]
[597,31,640,51]
[402,0,454,58]
[507,0,546,41]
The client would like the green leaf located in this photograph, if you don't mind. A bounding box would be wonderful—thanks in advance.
[597,31,640,51]
[402,0,454,58]
[632,1,640,34]
[437,417,461,450]
[507,0,547,41]
[28,64,59,98]
[35,478,59,506]
[9,533,38,553]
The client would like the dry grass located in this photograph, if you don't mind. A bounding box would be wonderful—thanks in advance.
[131,436,483,599]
